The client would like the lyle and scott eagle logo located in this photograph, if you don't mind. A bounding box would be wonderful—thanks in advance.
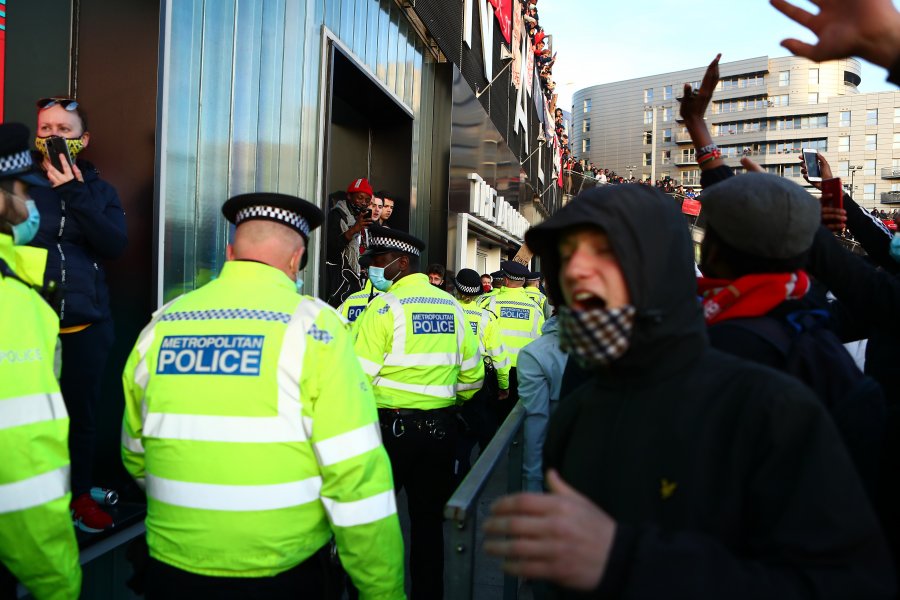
[660,478,678,500]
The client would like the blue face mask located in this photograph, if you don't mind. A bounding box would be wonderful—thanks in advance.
[11,200,40,246]
[890,233,900,264]
[368,256,401,292]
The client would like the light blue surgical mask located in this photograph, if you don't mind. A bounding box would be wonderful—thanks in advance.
[11,200,40,246]
[295,277,304,294]
[890,233,900,264]
[368,256,401,292]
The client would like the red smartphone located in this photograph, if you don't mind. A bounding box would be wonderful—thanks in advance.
[821,177,843,211]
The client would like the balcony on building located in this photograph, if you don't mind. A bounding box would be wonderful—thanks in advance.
[882,191,900,204]
[881,167,900,179]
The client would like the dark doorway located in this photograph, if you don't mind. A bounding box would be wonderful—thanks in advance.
[321,44,413,300]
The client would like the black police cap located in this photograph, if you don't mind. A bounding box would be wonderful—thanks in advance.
[360,224,425,267]
[501,260,530,281]
[454,268,483,296]
[0,123,49,187]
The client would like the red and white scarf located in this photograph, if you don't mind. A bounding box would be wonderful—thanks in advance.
[697,271,811,326]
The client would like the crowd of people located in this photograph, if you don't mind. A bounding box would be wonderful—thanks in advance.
[6,0,900,599]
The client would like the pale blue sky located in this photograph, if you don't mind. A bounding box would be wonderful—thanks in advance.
[539,0,900,109]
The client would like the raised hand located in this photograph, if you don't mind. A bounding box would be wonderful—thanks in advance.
[771,0,900,68]
[679,54,721,124]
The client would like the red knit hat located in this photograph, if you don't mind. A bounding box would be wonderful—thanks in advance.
[347,177,373,196]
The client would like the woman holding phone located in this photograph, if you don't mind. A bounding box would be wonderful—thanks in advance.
[29,97,127,532]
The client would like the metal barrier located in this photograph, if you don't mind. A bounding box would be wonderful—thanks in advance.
[444,401,526,600]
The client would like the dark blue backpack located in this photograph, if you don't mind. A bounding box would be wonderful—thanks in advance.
[730,310,886,492]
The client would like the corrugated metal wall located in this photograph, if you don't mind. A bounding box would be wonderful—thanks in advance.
[156,0,436,303]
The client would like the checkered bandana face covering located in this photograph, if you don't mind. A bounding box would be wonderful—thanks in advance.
[557,304,637,368]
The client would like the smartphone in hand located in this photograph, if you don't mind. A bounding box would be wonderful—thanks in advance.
[821,177,843,210]
[802,148,822,182]
[46,136,73,173]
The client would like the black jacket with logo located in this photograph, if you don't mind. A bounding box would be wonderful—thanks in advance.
[542,186,894,599]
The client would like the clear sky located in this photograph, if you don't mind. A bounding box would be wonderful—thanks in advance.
[539,0,900,110]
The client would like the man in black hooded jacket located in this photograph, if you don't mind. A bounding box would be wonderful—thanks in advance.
[483,184,895,598]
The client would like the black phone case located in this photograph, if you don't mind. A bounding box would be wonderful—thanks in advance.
[46,137,72,172]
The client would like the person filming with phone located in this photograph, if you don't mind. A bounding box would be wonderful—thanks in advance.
[325,177,374,307]
[29,96,128,533]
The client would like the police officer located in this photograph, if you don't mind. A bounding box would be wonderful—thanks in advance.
[452,269,511,479]
[0,123,81,599]
[121,193,404,599]
[483,260,545,422]
[524,271,552,320]
[353,225,483,600]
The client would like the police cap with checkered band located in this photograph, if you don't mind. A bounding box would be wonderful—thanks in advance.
[222,192,324,269]
[501,260,530,281]
[0,123,49,187]
[359,224,425,268]
[454,268,484,297]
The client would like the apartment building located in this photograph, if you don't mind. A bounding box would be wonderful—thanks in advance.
[571,56,900,209]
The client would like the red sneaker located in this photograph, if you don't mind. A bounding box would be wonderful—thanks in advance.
[71,493,114,533]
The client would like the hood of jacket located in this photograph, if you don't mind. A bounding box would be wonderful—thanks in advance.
[525,185,707,378]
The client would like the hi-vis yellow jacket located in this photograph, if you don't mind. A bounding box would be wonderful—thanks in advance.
[338,279,380,327]
[0,233,81,600]
[460,300,511,390]
[121,260,405,599]
[353,273,484,409]
[484,286,544,368]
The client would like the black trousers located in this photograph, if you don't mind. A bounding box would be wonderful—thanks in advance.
[379,408,458,600]
[60,318,115,498]
[145,552,325,600]
[0,562,15,600]
[487,367,518,434]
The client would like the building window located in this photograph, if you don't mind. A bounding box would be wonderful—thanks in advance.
[839,136,850,152]
[583,118,591,133]
[644,110,653,125]
[663,128,672,143]
[582,138,590,153]
[866,134,877,150]
[840,111,851,127]
[864,184,876,200]
[894,133,900,150]
[642,152,652,166]
[784,164,802,177]
[894,158,900,171]
[583,99,591,113]
[644,88,654,103]
[808,93,818,105]
[663,85,673,100]
[809,68,819,84]
[865,159,877,176]
[895,108,900,124]
[662,107,673,121]
[779,70,790,86]
[680,149,696,163]
[643,131,652,144]
[867,109,879,125]
[837,161,849,177]
[661,150,671,164]
[690,80,701,91]
[771,94,789,107]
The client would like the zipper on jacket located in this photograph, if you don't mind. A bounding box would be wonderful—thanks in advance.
[57,199,67,321]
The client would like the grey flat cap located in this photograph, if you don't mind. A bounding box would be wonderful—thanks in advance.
[701,172,820,259]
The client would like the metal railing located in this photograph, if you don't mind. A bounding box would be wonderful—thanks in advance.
[882,191,900,203]
[445,401,525,600]
[880,167,900,179]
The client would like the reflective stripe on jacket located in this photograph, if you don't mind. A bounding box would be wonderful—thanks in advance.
[461,302,511,390]
[486,286,545,368]
[121,260,404,598]
[0,233,81,600]
[353,273,484,408]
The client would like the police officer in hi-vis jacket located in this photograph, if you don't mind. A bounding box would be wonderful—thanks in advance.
[121,193,405,599]
[353,225,483,600]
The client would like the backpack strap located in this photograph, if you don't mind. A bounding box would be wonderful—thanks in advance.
[722,315,793,358]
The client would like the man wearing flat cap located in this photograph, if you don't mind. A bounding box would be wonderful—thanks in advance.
[483,183,893,598]
[325,177,375,307]
[352,224,483,599]
[121,193,404,598]
[0,122,81,600]
[482,259,545,424]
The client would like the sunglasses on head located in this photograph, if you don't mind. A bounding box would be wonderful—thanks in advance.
[36,97,79,111]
